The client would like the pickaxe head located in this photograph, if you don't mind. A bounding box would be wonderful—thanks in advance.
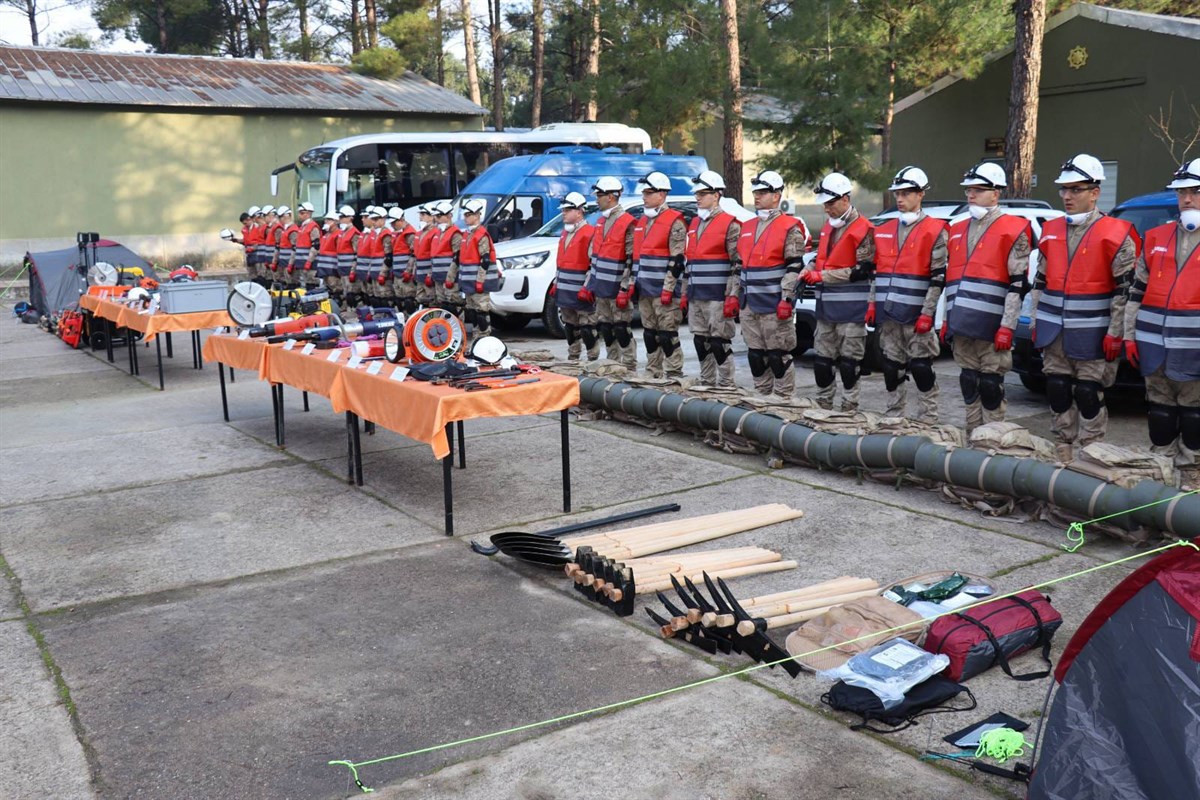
[669,574,703,624]
[715,576,801,678]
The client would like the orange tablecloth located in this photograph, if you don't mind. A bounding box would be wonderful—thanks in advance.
[266,344,349,397]
[201,334,272,378]
[81,295,233,342]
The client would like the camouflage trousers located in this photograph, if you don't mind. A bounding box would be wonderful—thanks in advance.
[1040,337,1118,448]
[688,299,736,387]
[952,335,1011,434]
[813,320,866,411]
[879,320,940,423]
[741,310,796,398]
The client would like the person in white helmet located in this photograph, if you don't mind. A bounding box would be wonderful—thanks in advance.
[943,162,1033,433]
[631,171,689,378]
[1125,158,1200,476]
[412,204,439,309]
[450,198,499,335]
[332,205,361,309]
[581,176,638,369]
[291,202,322,288]
[685,170,742,386]
[260,205,281,282]
[872,166,948,422]
[802,172,875,411]
[738,170,811,397]
[389,207,420,313]
[431,201,464,313]
[1029,154,1139,458]
[356,207,385,309]
[315,210,341,295]
[553,192,600,361]
[245,206,266,284]
[274,206,296,288]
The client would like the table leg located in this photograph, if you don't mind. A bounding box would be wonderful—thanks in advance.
[457,420,466,469]
[351,414,364,486]
[443,423,454,536]
[345,412,355,483]
[364,420,375,436]
[229,368,235,384]
[125,329,134,374]
[155,337,165,390]
[166,331,174,359]
[561,409,572,513]
[277,385,285,446]
[133,335,141,376]
[302,391,309,412]
[193,331,203,370]
[218,363,230,422]
[271,384,282,447]
[105,317,114,362]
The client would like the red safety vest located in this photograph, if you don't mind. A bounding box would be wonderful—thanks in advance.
[336,226,359,255]
[392,222,414,256]
[633,208,683,296]
[371,228,393,259]
[686,213,737,302]
[590,211,636,298]
[1134,222,1200,381]
[296,219,321,249]
[243,225,260,249]
[318,227,339,257]
[266,222,284,248]
[558,223,595,272]
[459,226,490,266]
[357,228,377,258]
[945,214,1031,340]
[814,215,873,323]
[874,216,946,324]
[815,215,871,270]
[458,226,496,295]
[737,214,799,314]
[415,226,437,260]
[432,226,460,260]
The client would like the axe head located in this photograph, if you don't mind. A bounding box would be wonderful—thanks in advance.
[613,567,635,617]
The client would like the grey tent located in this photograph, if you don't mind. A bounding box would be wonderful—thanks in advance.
[1028,538,1200,799]
[25,240,151,315]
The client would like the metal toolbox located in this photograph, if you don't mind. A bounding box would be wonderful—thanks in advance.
[157,280,228,314]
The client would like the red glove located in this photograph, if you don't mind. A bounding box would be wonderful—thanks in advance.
[993,326,1014,351]
[680,295,688,314]
[377,274,387,286]
[424,275,434,288]
[776,299,794,320]
[914,314,933,334]
[1031,326,1037,347]
[286,264,294,275]
[939,322,949,344]
[347,271,357,284]
[660,289,673,306]
[1102,334,1122,362]
[577,287,595,304]
[723,296,740,318]
[1124,339,1140,368]
[548,280,556,297]
[401,271,413,283]
[444,279,455,289]
[802,270,823,285]
[269,261,278,272]
[615,289,630,309]
[475,280,485,294]
[864,302,876,325]
[304,261,314,272]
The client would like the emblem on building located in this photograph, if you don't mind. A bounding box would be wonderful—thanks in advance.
[1068,46,1088,70]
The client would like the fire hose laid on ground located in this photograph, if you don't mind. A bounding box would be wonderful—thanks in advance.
[577,377,1200,539]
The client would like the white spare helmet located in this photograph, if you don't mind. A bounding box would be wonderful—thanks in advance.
[1166,158,1200,189]
[467,335,509,366]
[219,228,235,240]
[692,170,726,193]
[637,171,672,193]
[888,166,930,192]
[814,172,853,203]
[591,175,624,195]
[960,162,1007,189]
[1055,154,1105,185]
[750,170,785,192]
[559,191,589,210]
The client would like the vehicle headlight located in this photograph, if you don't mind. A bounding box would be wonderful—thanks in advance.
[501,251,550,270]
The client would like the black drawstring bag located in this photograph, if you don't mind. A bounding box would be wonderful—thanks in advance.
[821,674,976,733]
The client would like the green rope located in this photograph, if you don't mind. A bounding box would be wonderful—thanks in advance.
[0,262,30,300]
[328,537,1199,791]
[976,727,1030,763]
[1062,489,1197,553]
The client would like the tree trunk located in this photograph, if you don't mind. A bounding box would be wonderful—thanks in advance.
[240,0,256,57]
[155,0,170,51]
[350,0,363,55]
[531,0,544,128]
[436,1,445,86]
[1005,0,1046,198]
[297,0,311,61]
[881,22,896,207]
[461,0,482,108]
[24,0,38,46]
[256,0,271,58]
[584,0,600,121]
[489,0,505,130]
[365,0,378,49]
[720,0,743,204]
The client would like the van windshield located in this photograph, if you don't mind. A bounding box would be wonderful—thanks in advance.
[1110,205,1176,238]
[460,194,549,242]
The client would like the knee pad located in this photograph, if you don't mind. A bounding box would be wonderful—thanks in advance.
[747,348,769,378]
[1073,380,1104,420]
[563,323,578,345]
[978,372,1005,411]
[1046,373,1074,414]
[643,327,659,354]
[693,335,710,362]
[614,323,633,348]
[909,357,936,392]
[882,358,907,392]
[837,357,861,390]
[813,355,835,388]
[581,325,598,349]
[1148,403,1180,447]
[711,337,733,365]
[597,321,615,346]
[767,349,791,379]
[464,308,478,325]
[959,368,980,404]
[476,312,490,331]
[657,330,678,357]
[402,298,419,315]
[1179,407,1200,451]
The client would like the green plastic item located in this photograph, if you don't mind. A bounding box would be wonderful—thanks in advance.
[918,573,968,602]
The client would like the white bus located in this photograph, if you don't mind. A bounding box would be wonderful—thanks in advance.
[272,123,653,220]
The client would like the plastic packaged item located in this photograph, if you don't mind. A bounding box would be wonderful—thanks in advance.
[883,586,920,606]
[917,573,968,602]
[819,638,951,708]
[907,600,949,618]
[940,592,981,610]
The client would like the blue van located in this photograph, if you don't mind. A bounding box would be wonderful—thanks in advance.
[450,146,709,242]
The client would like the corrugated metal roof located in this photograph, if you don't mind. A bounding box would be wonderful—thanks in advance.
[0,46,485,117]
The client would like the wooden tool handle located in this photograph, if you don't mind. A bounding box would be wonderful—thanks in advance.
[746,588,882,620]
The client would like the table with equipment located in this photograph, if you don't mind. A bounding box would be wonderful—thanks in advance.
[202,333,580,534]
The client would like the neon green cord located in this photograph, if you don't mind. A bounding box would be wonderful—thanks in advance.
[976,727,1030,762]
[1062,489,1197,553]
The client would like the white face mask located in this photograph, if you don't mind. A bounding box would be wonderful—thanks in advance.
[757,209,773,220]
[827,206,852,229]
[339,222,350,231]
[899,211,920,226]
[696,208,712,221]
[563,222,578,233]
[438,222,449,231]
[1065,211,1091,226]
[967,203,991,220]
[600,206,617,218]
[1180,209,1200,232]
[643,206,660,219]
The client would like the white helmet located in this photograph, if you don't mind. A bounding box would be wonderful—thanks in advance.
[433,200,454,216]
[559,191,589,210]
[750,170,785,192]
[638,171,672,193]
[324,209,339,220]
[219,228,235,240]
[1055,154,1105,185]
[692,170,726,193]
[367,206,385,219]
[387,206,405,220]
[591,175,624,194]
[814,172,853,203]
[418,203,434,215]
[1166,158,1200,189]
[338,205,356,217]
[297,202,315,214]
[276,205,292,216]
[960,162,1007,189]
[888,166,930,192]
[247,205,261,217]
[462,198,487,216]
[261,205,276,215]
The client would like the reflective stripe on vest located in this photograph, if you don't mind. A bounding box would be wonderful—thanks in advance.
[297,219,321,250]
[415,227,437,277]
[357,230,382,274]
[1135,223,1200,381]
[431,226,460,281]
[336,228,360,274]
[634,208,684,297]
[737,215,799,314]
[945,214,1029,340]
[1035,215,1133,360]
[814,215,873,323]
[458,227,499,295]
[686,213,736,301]
[392,223,414,256]
[557,223,596,310]
[875,216,944,324]
[277,223,299,264]
[590,212,635,298]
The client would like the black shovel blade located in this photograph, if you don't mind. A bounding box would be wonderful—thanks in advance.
[494,545,573,568]
[490,531,568,548]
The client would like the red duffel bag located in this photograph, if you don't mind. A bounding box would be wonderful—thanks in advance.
[924,590,1062,682]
